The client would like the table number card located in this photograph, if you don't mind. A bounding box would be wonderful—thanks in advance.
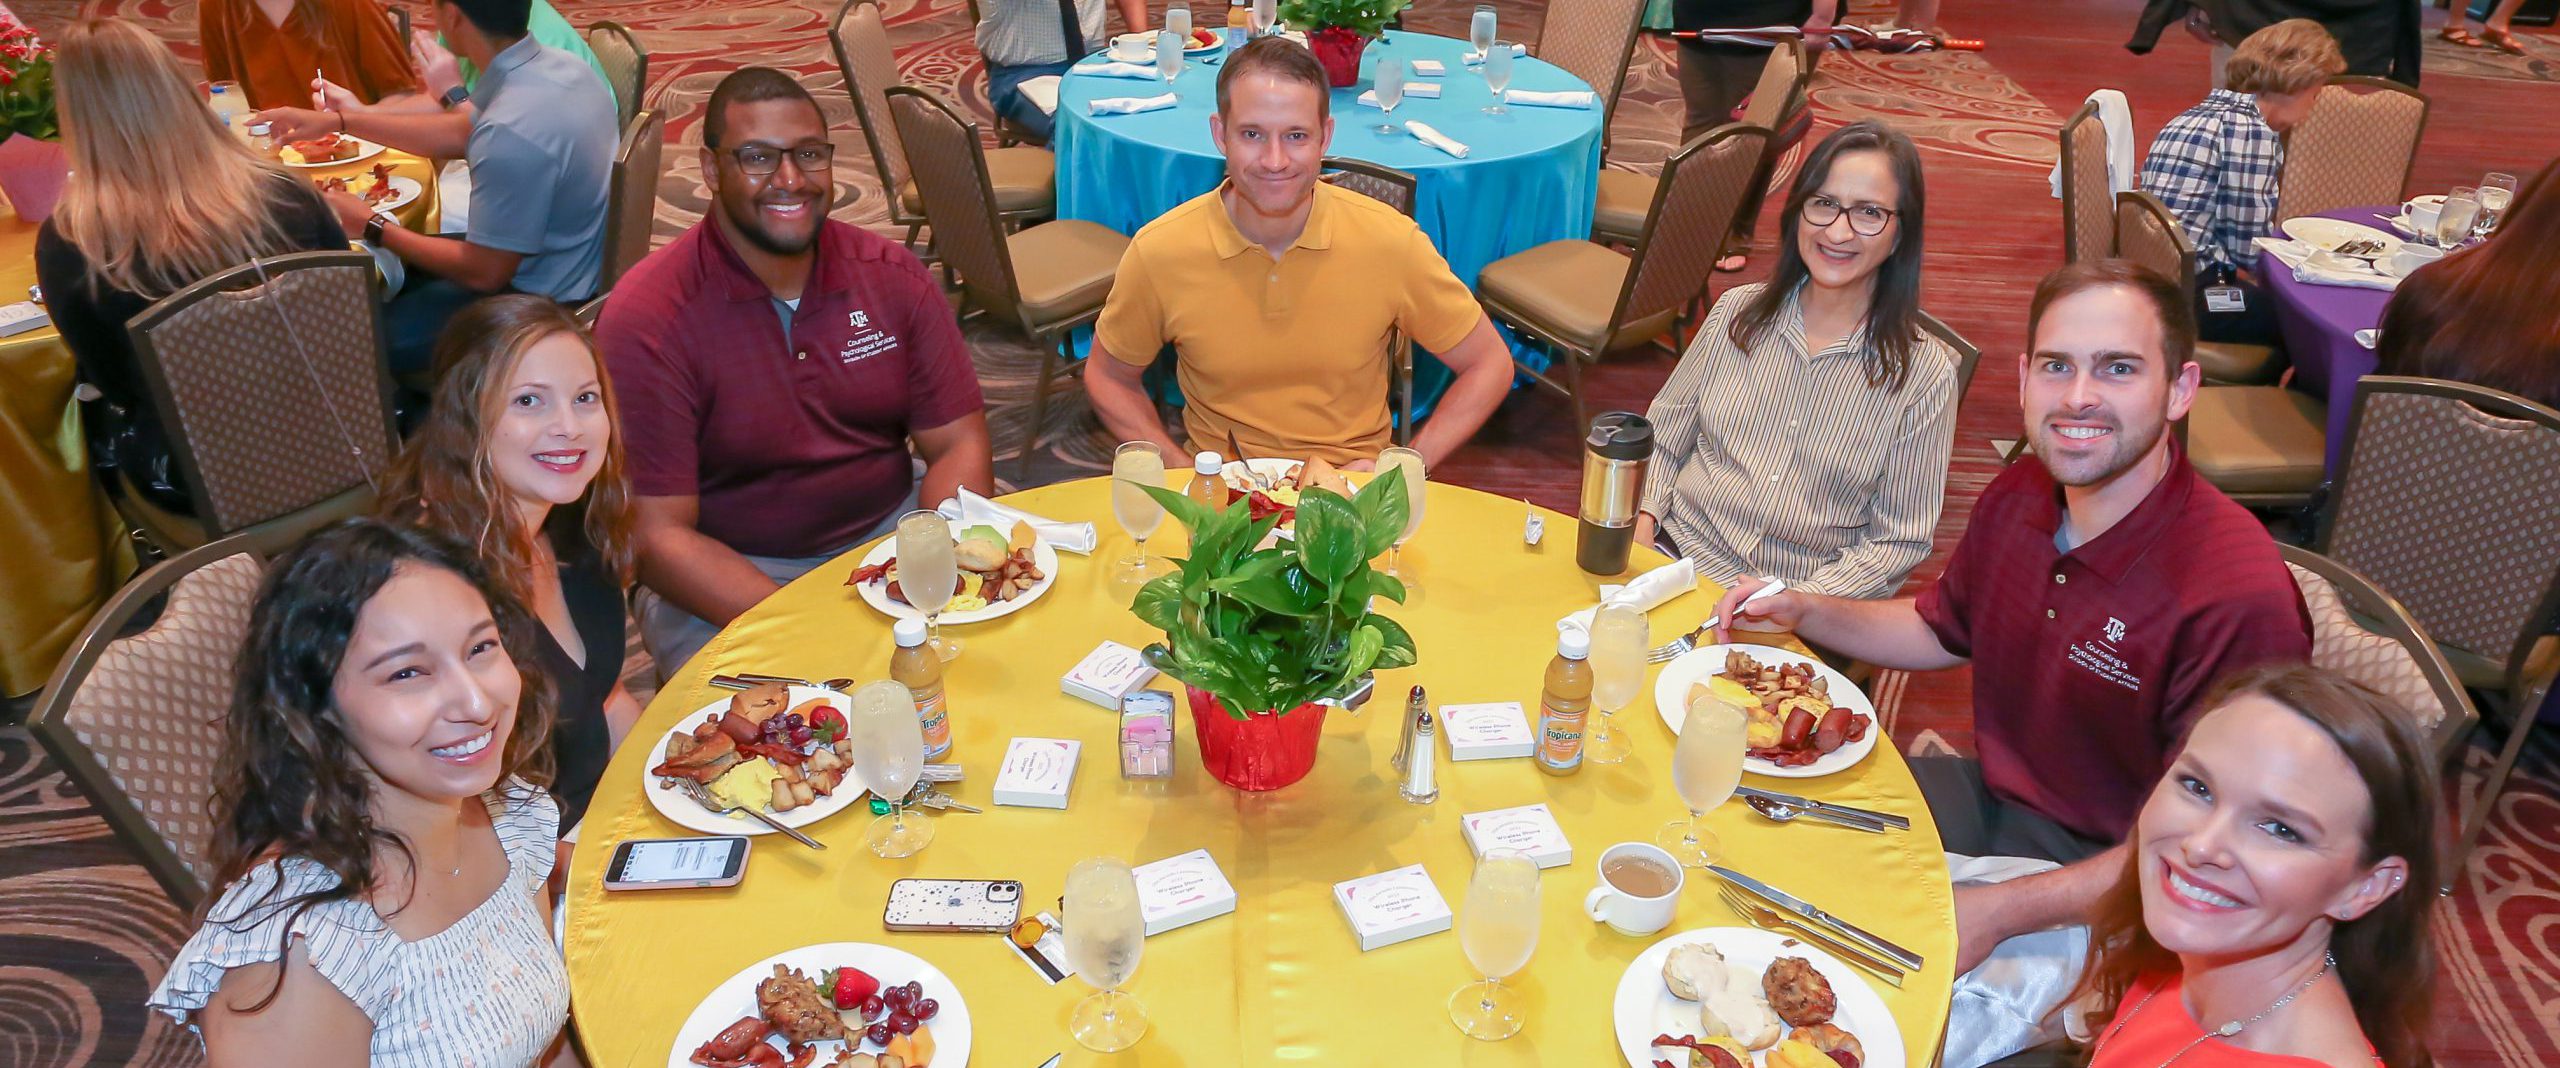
[1333,864,1453,951]
[991,737,1080,809]
[1460,802,1572,868]
[1133,848,1238,936]
[1439,701,1535,761]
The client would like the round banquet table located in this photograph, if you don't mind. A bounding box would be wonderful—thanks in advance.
[562,480,1956,1067]
[2256,205,2409,478]
[1052,31,1604,412]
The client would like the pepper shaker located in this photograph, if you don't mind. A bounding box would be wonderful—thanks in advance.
[1399,709,1439,804]
[1390,685,1425,773]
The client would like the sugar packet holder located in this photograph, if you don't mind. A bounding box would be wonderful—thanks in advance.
[1120,689,1177,779]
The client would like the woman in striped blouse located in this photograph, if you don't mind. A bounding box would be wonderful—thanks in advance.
[1635,120,1959,601]
[149,519,570,1066]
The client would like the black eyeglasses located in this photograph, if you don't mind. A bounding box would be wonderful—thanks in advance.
[1801,194,1898,237]
[729,142,837,177]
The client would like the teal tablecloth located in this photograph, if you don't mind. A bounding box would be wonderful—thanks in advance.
[1054,30,1604,416]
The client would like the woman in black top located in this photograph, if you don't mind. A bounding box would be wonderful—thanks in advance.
[37,19,352,512]
[378,295,641,844]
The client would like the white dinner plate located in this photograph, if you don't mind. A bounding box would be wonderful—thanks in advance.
[372,175,423,211]
[280,135,386,168]
[1613,926,1904,1068]
[665,942,972,1068]
[1185,35,1224,54]
[1653,643,1880,779]
[850,531,1060,626]
[2279,216,2401,258]
[643,686,867,836]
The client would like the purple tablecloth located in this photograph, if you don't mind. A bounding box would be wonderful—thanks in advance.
[2257,205,2401,475]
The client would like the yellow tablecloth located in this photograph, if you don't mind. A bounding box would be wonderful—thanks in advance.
[563,480,1956,1067]
[302,145,441,233]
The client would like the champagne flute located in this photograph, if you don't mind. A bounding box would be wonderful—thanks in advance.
[1469,5,1497,57]
[1482,44,1513,115]
[1658,695,1747,867]
[1064,857,1149,1051]
[1110,441,1166,589]
[1449,850,1540,1041]
[1249,0,1275,37]
[2475,172,2516,239]
[1156,30,1183,89]
[1585,603,1647,765]
[1372,58,1406,136]
[849,681,933,858]
[2437,187,2481,250]
[894,509,962,661]
[1165,1,1191,45]
[1376,446,1426,594]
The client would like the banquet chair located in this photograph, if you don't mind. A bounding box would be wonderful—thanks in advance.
[25,529,291,909]
[832,0,1056,260]
[959,0,1061,148]
[1533,0,1646,155]
[2316,377,2560,875]
[1917,310,1981,405]
[1481,122,1771,431]
[1321,157,1421,445]
[2280,544,2479,760]
[888,87,1128,479]
[598,108,664,293]
[2115,190,2281,386]
[583,20,648,127]
[2275,76,2428,223]
[2182,384,2326,509]
[1594,37,1803,248]
[118,250,396,555]
[2058,99,2113,264]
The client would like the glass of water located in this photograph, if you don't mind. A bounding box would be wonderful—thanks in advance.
[1157,30,1183,86]
[1165,2,1191,45]
[2475,172,2516,239]
[2437,186,2481,249]
[1482,43,1513,114]
[1064,857,1149,1052]
[1372,58,1406,135]
[1470,5,1497,56]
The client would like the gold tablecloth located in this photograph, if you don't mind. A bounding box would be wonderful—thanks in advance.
[563,479,1956,1067]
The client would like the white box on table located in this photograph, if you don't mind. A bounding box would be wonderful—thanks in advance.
[1333,864,1452,951]
[1439,701,1535,761]
[1062,640,1158,708]
[1460,802,1572,869]
[1133,848,1237,936]
[991,737,1080,809]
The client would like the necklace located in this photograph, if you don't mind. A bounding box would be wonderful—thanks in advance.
[2095,951,2338,1068]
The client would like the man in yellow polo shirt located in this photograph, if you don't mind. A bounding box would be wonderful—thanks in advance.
[1085,37,1515,469]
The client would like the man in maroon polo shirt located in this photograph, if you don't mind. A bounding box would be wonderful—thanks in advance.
[1711,259,2309,978]
[597,68,992,679]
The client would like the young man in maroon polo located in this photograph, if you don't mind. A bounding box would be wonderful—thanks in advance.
[1710,259,2309,979]
[597,68,993,680]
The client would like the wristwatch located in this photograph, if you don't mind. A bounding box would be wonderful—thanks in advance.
[363,213,391,245]
[440,84,470,109]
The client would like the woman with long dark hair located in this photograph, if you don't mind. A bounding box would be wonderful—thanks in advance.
[1635,119,1957,601]
[2077,664,2437,1068]
[2374,153,2560,411]
[147,519,567,1064]
[379,295,639,838]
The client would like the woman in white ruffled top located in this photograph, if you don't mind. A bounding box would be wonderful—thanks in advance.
[149,518,569,1066]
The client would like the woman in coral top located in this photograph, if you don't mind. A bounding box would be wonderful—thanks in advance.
[199,0,421,111]
[2077,665,2436,1068]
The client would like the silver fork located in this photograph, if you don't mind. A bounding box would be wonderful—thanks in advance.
[1645,578,1788,663]
[1716,884,1902,986]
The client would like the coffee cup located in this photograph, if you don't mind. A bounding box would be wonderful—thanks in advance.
[2406,200,2442,236]
[1583,842,1684,936]
[1109,32,1152,61]
[2385,243,2443,278]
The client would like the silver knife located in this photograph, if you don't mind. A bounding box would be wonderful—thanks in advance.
[1736,785,1911,830]
[1035,1056,1063,1068]
[1709,865,1924,971]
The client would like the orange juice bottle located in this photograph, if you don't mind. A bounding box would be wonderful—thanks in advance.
[891,617,952,759]
[1537,629,1593,775]
[1186,451,1229,511]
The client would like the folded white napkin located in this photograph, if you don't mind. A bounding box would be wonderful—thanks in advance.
[1405,120,1468,158]
[1356,84,1441,107]
[935,488,1097,555]
[1410,59,1447,76]
[1019,75,1062,116]
[1074,60,1163,79]
[1557,559,1697,636]
[1088,93,1178,116]
[1462,43,1529,64]
[2253,236,2400,292]
[1504,88,1594,109]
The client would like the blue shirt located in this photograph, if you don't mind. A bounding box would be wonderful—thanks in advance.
[467,35,617,300]
[2139,90,2285,275]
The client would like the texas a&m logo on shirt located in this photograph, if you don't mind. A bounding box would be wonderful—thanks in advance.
[2067,614,2144,693]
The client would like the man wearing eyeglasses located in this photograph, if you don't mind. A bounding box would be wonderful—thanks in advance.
[596,68,994,680]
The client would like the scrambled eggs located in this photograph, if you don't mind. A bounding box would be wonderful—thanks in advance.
[707,757,781,814]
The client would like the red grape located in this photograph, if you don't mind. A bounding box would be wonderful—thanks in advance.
[889,1012,918,1035]
[859,995,885,1019]
[903,981,925,1002]
[883,986,909,1010]
[914,998,938,1021]
[865,1023,892,1046]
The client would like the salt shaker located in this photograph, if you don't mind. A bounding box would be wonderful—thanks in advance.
[1390,685,1425,773]
[1399,710,1439,804]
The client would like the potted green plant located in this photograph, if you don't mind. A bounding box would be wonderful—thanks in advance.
[1128,466,1418,791]
[1276,0,1407,88]
[0,13,63,221]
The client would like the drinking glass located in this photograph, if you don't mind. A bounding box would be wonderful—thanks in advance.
[1372,58,1407,136]
[1165,2,1192,45]
[1585,604,1646,765]
[1110,441,1166,588]
[1249,0,1276,36]
[894,510,962,661]
[849,681,933,857]
[1658,695,1746,867]
[1064,858,1149,1052]
[1482,44,1513,114]
[1156,30,1183,86]
[1376,446,1426,593]
[2436,187,2481,249]
[1469,5,1497,56]
[2475,172,2516,238]
[1449,850,1540,1041]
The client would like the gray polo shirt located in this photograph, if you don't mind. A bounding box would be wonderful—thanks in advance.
[467,35,617,301]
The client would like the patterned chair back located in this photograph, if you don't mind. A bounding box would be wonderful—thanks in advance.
[1321,158,1420,442]
[27,537,276,907]
[887,87,1025,328]
[2060,99,2112,263]
[830,0,919,226]
[1534,0,1647,137]
[1917,310,1981,405]
[1614,123,1771,345]
[2323,378,2560,682]
[2278,77,2427,223]
[2279,545,2478,757]
[126,250,397,539]
[2114,190,2196,291]
[1737,37,1805,131]
[601,108,665,292]
[583,20,647,126]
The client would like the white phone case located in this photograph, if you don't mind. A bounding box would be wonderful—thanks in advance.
[884,878,1024,932]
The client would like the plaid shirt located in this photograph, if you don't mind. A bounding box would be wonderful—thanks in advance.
[2139,90,2285,275]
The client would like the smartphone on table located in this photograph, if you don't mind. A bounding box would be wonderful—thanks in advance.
[603,835,750,891]
[884,879,1024,932]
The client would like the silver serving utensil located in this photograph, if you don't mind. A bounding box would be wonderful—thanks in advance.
[1745,793,1886,833]
[673,779,825,849]
[1646,579,1789,663]
[1716,884,1904,987]
[711,673,856,692]
[1709,865,1923,971]
[1737,785,1911,830]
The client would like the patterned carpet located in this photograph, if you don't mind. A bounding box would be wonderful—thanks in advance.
[7,1,2560,1065]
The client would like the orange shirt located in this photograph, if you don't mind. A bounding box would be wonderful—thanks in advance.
[198,0,421,111]
[2091,972,2378,1068]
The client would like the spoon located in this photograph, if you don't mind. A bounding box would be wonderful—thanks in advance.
[1745,793,1885,833]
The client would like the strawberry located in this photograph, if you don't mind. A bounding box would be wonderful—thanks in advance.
[809,706,849,745]
[823,966,880,1011]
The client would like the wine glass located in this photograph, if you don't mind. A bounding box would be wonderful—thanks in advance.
[1064,857,1149,1051]
[1658,695,1746,867]
[2475,172,2516,239]
[849,681,932,858]
[1156,30,1183,88]
[1469,5,1497,57]
[1249,0,1275,37]
[1585,603,1647,765]
[895,509,962,661]
[1110,441,1166,589]
[1375,446,1426,593]
[1372,58,1406,136]
[2436,187,2481,250]
[1482,44,1513,115]
[1449,850,1539,1041]
[1165,2,1191,45]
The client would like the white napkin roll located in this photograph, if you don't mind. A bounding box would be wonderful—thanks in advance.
[1087,93,1179,116]
[1462,43,1529,63]
[1504,89,1594,109]
[935,488,1099,555]
[1355,84,1442,107]
[1410,59,1447,76]
[1074,60,1164,79]
[1404,120,1469,158]
[1556,559,1698,635]
[2253,237,2400,292]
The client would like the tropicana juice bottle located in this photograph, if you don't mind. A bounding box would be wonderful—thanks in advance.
[891,617,952,760]
[1537,629,1593,775]
[1186,451,1229,511]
